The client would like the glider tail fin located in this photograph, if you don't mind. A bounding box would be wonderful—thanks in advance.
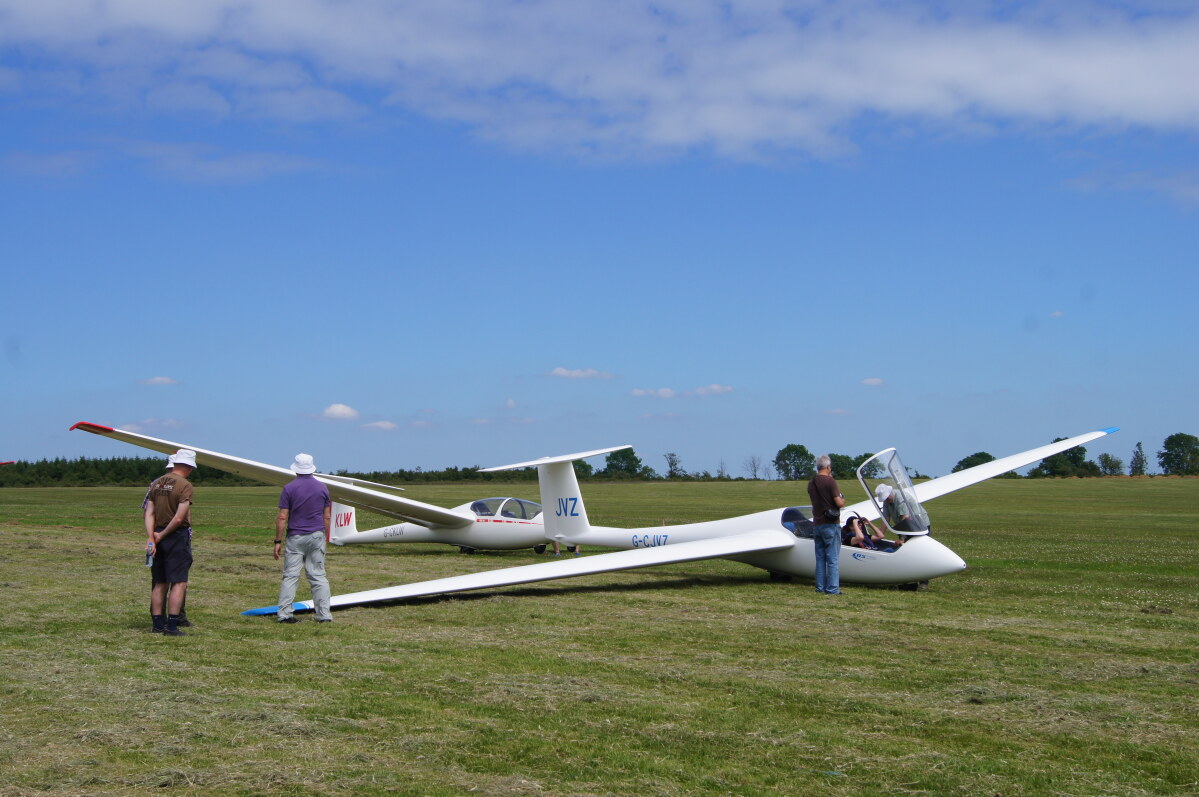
[538,460,593,542]
[481,445,632,544]
[329,502,358,545]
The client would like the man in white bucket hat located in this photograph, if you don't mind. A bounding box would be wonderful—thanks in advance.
[273,453,333,622]
[144,448,198,635]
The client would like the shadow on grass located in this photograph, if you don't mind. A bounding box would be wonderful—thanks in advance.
[245,572,776,618]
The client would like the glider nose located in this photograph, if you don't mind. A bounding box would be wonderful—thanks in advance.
[925,537,967,577]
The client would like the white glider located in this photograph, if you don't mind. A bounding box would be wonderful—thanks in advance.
[70,421,602,553]
[239,427,1118,615]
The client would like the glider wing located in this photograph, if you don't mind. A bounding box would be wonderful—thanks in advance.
[69,422,471,528]
[840,427,1120,524]
[242,528,796,615]
[913,427,1119,504]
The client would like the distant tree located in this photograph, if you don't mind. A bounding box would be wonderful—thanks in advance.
[663,452,686,479]
[573,460,594,479]
[826,453,856,480]
[1096,453,1124,477]
[600,448,644,478]
[773,444,815,481]
[1028,438,1101,478]
[1129,442,1147,476]
[854,453,883,479]
[716,459,729,480]
[763,463,775,481]
[743,455,762,480]
[1158,433,1199,476]
[952,452,996,473]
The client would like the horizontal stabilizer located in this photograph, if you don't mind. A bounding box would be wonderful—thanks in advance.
[242,529,796,615]
[480,445,631,472]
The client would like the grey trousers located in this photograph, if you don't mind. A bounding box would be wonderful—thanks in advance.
[277,532,332,621]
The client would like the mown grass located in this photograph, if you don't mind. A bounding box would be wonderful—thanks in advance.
[0,478,1196,796]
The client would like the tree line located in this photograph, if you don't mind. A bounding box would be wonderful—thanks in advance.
[2,433,1195,487]
[949,433,1199,478]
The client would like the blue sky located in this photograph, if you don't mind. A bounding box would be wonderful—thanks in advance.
[2,1,1195,477]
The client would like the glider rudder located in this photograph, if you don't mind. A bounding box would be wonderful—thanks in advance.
[481,445,630,544]
[330,502,357,545]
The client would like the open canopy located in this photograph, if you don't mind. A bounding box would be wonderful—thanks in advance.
[857,448,931,535]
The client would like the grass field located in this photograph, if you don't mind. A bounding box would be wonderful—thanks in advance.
[1,478,1197,796]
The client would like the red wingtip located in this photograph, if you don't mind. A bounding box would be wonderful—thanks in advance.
[70,421,115,433]
[0,461,14,466]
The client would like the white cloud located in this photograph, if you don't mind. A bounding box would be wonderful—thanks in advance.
[362,420,397,431]
[138,376,178,385]
[411,420,432,429]
[1070,169,1199,207]
[551,366,613,379]
[323,403,359,420]
[118,417,184,433]
[1050,310,1064,318]
[144,82,231,117]
[632,388,676,399]
[6,3,1198,159]
[4,150,93,177]
[691,383,733,396]
[861,377,884,386]
[120,140,325,183]
[505,398,517,409]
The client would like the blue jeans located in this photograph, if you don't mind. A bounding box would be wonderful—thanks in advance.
[812,523,841,594]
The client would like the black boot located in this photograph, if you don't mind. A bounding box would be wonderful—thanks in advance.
[152,614,166,633]
[164,614,186,636]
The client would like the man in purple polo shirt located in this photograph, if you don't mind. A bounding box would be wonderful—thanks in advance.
[273,453,333,623]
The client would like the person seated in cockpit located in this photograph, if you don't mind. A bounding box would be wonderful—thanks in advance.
[842,516,876,549]
[843,514,904,552]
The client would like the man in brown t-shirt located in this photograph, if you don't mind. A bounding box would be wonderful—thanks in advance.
[145,449,197,635]
[807,454,846,595]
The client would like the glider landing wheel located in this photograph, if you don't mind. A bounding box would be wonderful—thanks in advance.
[458,546,477,554]
[533,544,547,554]
[768,571,793,583]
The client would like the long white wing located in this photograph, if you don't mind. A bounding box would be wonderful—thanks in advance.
[70,421,472,528]
[914,427,1119,503]
[842,427,1119,523]
[242,529,796,615]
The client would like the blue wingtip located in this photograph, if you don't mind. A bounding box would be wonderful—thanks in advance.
[241,601,314,616]
[1099,426,1120,434]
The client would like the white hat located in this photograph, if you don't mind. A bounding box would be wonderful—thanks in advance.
[164,453,175,469]
[291,453,317,474]
[172,449,198,468]
[875,483,893,503]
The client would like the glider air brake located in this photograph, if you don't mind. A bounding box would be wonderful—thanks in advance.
[237,427,1118,616]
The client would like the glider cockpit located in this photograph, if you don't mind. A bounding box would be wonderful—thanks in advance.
[780,506,816,537]
[467,497,544,521]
